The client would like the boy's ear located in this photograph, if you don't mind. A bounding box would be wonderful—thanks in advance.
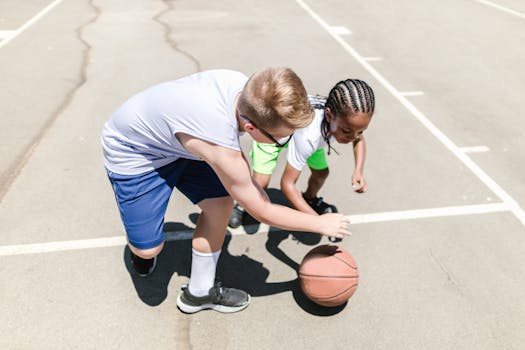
[244,122,256,131]
[238,114,255,132]
[243,121,256,132]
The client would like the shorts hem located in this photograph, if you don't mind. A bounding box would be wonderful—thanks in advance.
[192,193,231,205]
[307,164,329,171]
[128,237,166,250]
[251,167,274,175]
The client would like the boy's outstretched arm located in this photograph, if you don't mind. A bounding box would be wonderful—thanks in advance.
[280,163,318,215]
[352,134,367,192]
[177,133,350,239]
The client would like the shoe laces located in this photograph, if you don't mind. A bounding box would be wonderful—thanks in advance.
[212,281,226,301]
[303,194,322,205]
[306,196,324,207]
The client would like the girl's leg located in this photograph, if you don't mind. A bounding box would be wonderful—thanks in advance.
[304,148,330,199]
[304,167,329,199]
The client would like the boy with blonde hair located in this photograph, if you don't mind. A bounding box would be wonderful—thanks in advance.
[101,67,350,314]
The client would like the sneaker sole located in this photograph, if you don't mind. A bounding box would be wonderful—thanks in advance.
[176,293,251,314]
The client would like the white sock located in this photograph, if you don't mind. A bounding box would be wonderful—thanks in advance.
[188,248,221,297]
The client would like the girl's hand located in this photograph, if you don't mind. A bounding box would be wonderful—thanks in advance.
[352,172,367,193]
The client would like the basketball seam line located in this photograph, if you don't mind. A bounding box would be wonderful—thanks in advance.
[315,283,359,301]
[333,255,358,269]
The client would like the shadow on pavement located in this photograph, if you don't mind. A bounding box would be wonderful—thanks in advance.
[122,188,346,316]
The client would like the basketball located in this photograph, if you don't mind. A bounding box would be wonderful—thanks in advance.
[298,244,359,307]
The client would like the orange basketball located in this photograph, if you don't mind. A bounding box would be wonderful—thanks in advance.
[298,244,359,307]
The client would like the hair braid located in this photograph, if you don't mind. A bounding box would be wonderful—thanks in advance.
[347,80,362,112]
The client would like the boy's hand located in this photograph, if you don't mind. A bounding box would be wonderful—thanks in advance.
[352,172,367,193]
[317,213,351,239]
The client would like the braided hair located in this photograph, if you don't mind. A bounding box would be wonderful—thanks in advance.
[320,79,375,155]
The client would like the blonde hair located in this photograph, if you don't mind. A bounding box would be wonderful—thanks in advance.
[238,67,313,130]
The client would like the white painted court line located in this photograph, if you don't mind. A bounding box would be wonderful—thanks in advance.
[0,203,510,257]
[329,26,351,35]
[364,57,383,62]
[0,236,126,257]
[348,203,508,224]
[0,0,64,49]
[0,30,16,40]
[460,146,490,153]
[473,0,525,20]
[400,91,425,97]
[295,0,525,227]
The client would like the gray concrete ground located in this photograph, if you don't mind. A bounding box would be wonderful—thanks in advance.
[1,0,525,349]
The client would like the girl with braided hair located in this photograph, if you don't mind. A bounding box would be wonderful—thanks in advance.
[229,79,375,230]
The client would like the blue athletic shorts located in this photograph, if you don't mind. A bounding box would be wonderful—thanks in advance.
[106,158,229,249]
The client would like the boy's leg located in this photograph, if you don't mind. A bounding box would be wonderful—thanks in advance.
[189,196,233,295]
[106,168,173,277]
[193,196,233,253]
[128,245,162,278]
[128,244,164,260]
[173,160,250,313]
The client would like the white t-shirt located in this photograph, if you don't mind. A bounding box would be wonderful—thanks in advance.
[101,69,248,175]
[286,97,330,171]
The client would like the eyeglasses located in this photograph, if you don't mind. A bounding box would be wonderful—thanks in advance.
[240,115,293,148]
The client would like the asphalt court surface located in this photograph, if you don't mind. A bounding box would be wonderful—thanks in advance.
[1,0,525,349]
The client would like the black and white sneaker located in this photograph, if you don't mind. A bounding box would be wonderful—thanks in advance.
[176,281,251,314]
[130,251,157,277]
[228,203,244,228]
[303,194,338,214]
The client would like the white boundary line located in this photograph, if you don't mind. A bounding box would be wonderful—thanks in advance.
[0,203,510,257]
[400,91,425,97]
[348,203,508,224]
[473,0,525,19]
[364,57,383,62]
[295,0,525,227]
[0,0,64,49]
[0,236,127,257]
[460,146,490,153]
[329,26,351,35]
[0,30,16,40]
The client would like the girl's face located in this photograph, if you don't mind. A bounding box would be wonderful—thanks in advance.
[326,108,372,144]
